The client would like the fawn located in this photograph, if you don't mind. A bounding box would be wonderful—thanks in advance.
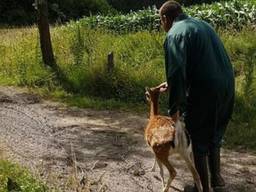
[145,86,202,192]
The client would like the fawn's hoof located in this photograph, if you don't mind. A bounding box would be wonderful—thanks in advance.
[150,167,156,172]
[146,164,156,172]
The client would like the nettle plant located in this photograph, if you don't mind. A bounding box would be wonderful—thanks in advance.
[186,0,256,30]
[70,0,256,33]
[73,7,160,34]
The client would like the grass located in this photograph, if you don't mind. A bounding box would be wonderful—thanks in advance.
[219,29,256,151]
[36,87,146,112]
[0,23,256,153]
[0,144,49,191]
[0,160,48,192]
[0,21,255,192]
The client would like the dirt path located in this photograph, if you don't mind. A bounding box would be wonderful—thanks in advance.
[0,86,255,192]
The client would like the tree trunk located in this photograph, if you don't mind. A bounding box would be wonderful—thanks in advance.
[36,0,55,68]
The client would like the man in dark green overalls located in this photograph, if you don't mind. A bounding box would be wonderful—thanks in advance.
[157,1,235,192]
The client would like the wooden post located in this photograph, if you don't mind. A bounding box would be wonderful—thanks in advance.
[35,0,55,68]
[107,52,114,73]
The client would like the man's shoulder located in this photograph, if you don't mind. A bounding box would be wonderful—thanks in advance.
[169,17,194,37]
[170,17,213,39]
[177,16,201,27]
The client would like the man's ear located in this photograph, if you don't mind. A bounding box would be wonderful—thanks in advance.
[162,15,167,24]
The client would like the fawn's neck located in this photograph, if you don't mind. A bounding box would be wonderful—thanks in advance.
[150,100,158,117]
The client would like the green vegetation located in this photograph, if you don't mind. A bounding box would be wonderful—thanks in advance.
[107,0,222,12]
[0,1,255,153]
[1,0,256,25]
[0,0,113,25]
[80,0,256,33]
[186,0,256,29]
[0,24,255,150]
[0,160,47,192]
[1,1,255,192]
[221,30,256,150]
[0,0,232,25]
[0,27,165,104]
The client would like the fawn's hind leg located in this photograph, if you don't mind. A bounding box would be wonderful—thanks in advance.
[156,158,165,188]
[161,159,176,192]
[156,154,176,192]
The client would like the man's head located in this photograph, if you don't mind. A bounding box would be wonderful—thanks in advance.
[159,1,183,32]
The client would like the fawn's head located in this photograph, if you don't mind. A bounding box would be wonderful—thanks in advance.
[145,86,160,103]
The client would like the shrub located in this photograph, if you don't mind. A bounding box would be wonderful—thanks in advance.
[0,0,113,25]
[0,160,47,192]
[78,0,256,33]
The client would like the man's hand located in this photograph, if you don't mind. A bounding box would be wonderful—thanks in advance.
[157,82,168,93]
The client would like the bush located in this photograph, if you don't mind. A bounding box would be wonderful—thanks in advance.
[0,160,47,192]
[0,0,113,25]
[186,0,256,29]
[106,0,165,12]
[77,7,160,34]
[50,0,113,21]
[78,0,256,33]
[0,0,35,25]
[106,0,224,12]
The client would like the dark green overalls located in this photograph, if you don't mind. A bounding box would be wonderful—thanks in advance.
[164,14,234,155]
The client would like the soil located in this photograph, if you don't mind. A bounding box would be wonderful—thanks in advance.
[0,86,255,192]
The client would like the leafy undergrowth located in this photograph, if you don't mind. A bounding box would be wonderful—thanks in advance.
[77,0,256,33]
[0,160,48,192]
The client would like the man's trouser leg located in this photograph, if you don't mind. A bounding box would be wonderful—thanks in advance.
[209,93,234,191]
[209,123,231,191]
[184,85,234,192]
[194,150,210,192]
[209,147,225,188]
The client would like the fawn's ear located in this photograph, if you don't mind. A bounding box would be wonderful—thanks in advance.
[145,87,151,101]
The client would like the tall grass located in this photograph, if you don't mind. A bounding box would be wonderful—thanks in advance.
[220,29,256,150]
[49,25,165,102]
[222,29,256,120]
[0,27,55,88]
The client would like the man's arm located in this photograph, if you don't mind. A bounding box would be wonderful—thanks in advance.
[157,81,180,121]
[165,34,187,116]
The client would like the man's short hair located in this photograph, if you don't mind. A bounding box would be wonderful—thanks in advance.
[160,1,183,20]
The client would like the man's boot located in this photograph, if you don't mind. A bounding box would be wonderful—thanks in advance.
[209,148,225,192]
[184,154,211,192]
